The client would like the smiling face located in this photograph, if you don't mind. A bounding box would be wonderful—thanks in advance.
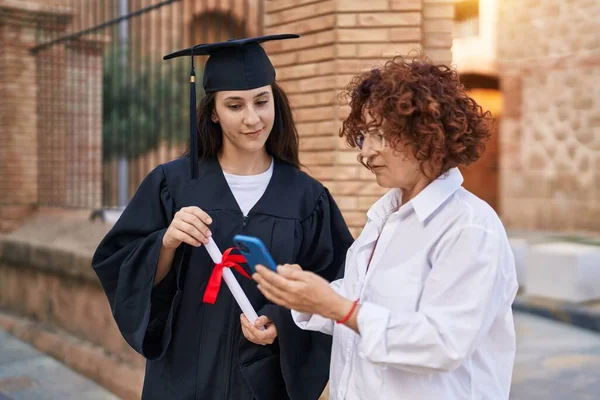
[213,85,275,156]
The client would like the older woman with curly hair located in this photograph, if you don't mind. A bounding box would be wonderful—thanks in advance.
[253,55,518,400]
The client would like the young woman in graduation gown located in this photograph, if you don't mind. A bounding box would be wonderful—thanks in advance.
[91,34,354,400]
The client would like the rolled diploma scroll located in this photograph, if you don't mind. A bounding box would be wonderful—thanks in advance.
[204,237,264,330]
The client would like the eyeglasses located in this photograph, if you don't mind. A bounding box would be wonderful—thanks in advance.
[355,130,386,151]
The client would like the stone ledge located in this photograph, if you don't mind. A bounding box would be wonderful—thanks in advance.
[0,211,111,284]
[0,311,144,400]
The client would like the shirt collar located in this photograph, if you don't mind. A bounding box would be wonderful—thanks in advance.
[366,167,464,223]
[411,167,464,222]
[366,188,402,223]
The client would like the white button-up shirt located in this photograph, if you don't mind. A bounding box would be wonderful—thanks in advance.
[293,168,519,400]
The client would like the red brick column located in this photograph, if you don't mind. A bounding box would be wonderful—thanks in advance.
[0,4,42,232]
[265,0,454,236]
[1,2,105,229]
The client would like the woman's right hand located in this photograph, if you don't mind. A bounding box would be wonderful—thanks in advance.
[162,206,213,249]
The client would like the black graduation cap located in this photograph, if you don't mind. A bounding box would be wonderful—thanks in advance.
[163,34,300,179]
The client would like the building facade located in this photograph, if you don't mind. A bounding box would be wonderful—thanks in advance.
[1,0,598,235]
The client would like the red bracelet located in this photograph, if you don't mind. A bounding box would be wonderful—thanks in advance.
[336,299,359,324]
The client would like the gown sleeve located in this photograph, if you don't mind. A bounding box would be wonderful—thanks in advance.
[91,165,183,360]
[259,188,354,400]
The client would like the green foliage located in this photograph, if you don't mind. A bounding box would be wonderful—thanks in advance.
[102,47,203,160]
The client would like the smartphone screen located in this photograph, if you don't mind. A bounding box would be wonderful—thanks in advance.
[234,235,278,273]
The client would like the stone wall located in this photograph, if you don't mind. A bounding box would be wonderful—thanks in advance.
[498,0,600,232]
[0,213,144,399]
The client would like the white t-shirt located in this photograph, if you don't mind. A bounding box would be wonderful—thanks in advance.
[223,158,274,216]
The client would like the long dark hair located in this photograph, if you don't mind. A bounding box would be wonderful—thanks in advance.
[193,82,300,168]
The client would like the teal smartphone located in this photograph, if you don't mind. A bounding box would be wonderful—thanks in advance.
[233,234,278,273]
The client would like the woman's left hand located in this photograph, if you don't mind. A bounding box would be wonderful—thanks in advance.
[240,314,277,345]
[253,264,350,320]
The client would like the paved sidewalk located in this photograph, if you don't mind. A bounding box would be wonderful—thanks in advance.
[510,313,600,399]
[2,312,600,399]
[0,330,118,400]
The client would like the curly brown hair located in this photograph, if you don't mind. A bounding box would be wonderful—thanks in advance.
[339,54,493,177]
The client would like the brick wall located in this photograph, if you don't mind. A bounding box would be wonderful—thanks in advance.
[422,0,453,65]
[265,0,454,236]
[2,0,455,235]
[0,6,40,232]
[0,222,145,399]
[497,0,600,232]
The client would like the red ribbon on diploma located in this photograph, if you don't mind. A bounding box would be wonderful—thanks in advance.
[202,247,250,304]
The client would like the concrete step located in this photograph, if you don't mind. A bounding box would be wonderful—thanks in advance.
[526,241,600,302]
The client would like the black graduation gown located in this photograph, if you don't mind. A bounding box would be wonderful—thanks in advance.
[91,157,353,400]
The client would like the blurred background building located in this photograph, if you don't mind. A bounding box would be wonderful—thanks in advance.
[1,0,599,399]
